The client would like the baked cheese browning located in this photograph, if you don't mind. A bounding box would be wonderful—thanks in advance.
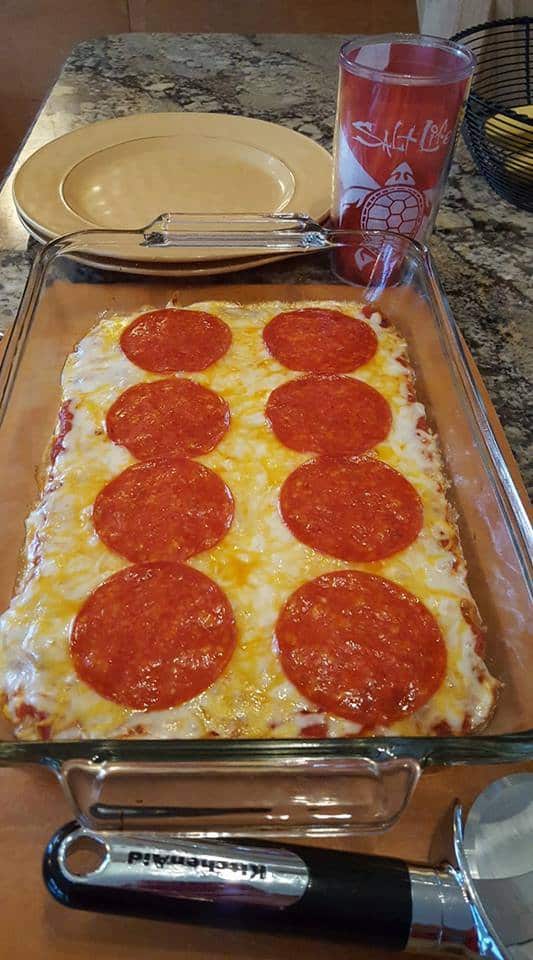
[0,300,500,740]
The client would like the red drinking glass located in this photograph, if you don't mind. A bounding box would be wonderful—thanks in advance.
[332,34,476,263]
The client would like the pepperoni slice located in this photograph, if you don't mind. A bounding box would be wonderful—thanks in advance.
[263,308,377,373]
[276,570,446,727]
[280,457,423,562]
[106,378,230,460]
[71,562,237,710]
[120,309,232,373]
[266,375,391,456]
[93,457,234,562]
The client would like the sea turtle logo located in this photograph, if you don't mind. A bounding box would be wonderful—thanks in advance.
[334,126,435,271]
[341,157,427,237]
[359,164,425,236]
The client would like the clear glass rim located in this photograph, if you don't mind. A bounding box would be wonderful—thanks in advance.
[339,33,477,86]
[1,730,533,768]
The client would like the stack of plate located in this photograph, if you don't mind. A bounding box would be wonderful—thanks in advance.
[13,112,332,275]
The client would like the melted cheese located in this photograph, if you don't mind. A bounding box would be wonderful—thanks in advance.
[0,300,500,740]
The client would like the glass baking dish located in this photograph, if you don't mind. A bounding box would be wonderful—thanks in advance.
[0,215,531,837]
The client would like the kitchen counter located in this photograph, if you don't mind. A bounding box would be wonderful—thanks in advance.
[0,33,531,960]
[0,31,531,492]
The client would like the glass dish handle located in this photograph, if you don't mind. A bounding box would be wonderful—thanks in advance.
[57,756,421,837]
[141,212,332,252]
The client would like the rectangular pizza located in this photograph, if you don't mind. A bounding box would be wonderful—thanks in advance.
[0,298,500,741]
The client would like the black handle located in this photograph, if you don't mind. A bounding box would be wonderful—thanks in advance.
[44,821,412,950]
[280,841,412,949]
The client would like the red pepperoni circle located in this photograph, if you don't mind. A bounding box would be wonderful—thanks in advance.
[106,378,230,460]
[263,308,377,373]
[276,570,446,727]
[266,375,391,456]
[93,457,234,563]
[280,457,423,562]
[71,562,237,710]
[120,309,232,373]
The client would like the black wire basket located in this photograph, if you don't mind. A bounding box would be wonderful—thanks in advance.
[452,16,532,212]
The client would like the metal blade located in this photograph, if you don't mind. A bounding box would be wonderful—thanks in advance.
[475,872,533,946]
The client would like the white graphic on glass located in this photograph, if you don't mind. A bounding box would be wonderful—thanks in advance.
[351,119,451,156]
[334,127,436,270]
[360,163,424,235]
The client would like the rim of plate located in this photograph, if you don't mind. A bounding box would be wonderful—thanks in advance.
[13,112,332,263]
[17,208,305,277]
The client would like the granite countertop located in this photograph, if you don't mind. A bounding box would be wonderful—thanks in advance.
[0,33,531,491]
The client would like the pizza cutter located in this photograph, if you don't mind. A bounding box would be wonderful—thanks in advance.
[43,773,533,958]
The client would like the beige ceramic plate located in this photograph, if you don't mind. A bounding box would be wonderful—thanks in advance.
[18,208,304,277]
[13,112,332,262]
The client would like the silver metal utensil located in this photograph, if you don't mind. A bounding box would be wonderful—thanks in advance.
[44,773,533,959]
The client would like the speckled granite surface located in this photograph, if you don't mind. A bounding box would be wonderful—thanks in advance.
[0,33,531,491]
